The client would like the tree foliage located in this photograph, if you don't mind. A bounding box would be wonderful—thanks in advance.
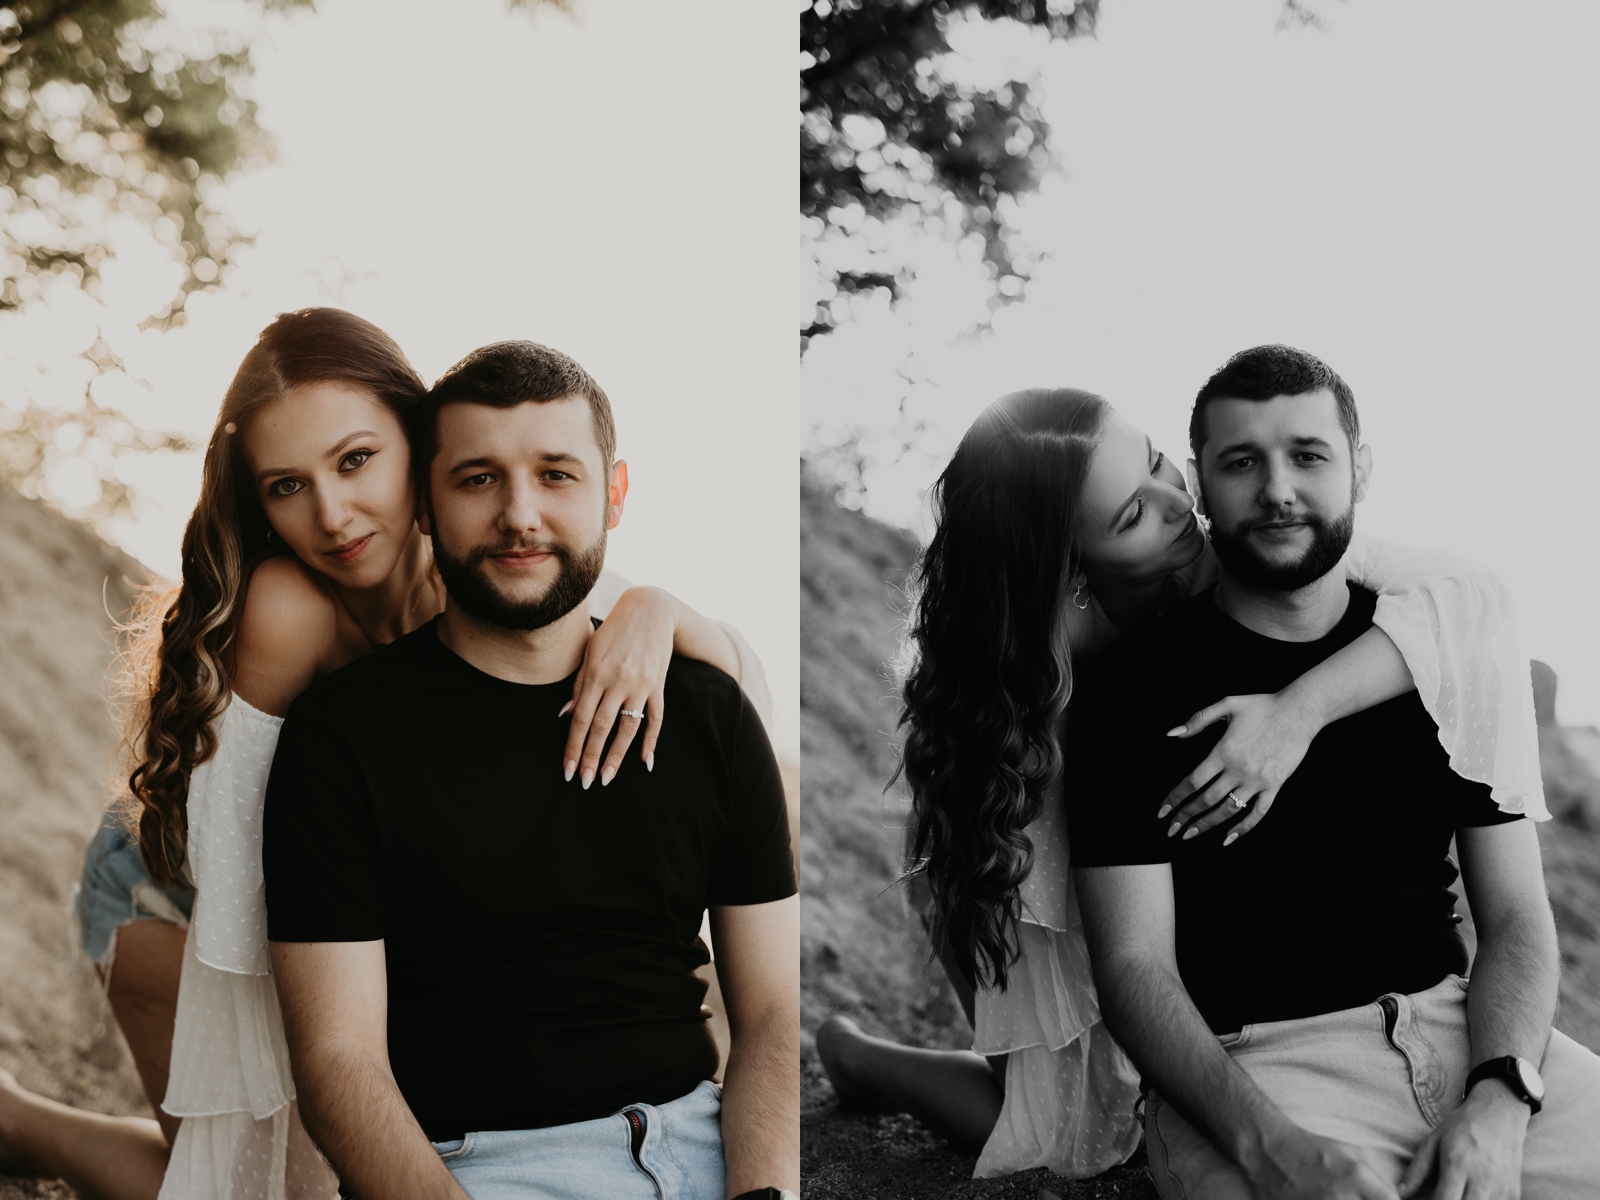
[800,0,1099,344]
[0,0,318,529]
[0,0,316,323]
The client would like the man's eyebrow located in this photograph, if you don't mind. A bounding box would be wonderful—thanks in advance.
[1214,434,1335,459]
[255,430,381,481]
[1107,435,1154,531]
[446,451,586,474]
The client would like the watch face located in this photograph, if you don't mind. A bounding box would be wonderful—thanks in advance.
[1514,1057,1546,1101]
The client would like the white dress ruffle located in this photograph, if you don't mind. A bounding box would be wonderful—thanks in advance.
[158,695,338,1200]
[972,536,1547,1179]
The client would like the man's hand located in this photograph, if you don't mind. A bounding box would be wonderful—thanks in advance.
[1397,1083,1529,1200]
[1251,1125,1400,1200]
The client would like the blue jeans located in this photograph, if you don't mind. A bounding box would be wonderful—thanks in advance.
[74,806,194,966]
[431,1080,725,1200]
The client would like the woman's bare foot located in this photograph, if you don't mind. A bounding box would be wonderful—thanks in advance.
[816,1015,891,1111]
[0,1068,43,1175]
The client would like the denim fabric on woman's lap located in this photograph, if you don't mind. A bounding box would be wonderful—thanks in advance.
[74,806,194,966]
[431,1080,725,1200]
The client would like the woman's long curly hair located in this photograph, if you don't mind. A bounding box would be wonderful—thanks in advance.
[900,388,1109,991]
[120,307,427,886]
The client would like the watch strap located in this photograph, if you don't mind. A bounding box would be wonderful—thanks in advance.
[1465,1055,1543,1114]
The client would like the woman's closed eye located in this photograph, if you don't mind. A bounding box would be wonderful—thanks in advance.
[1121,452,1167,531]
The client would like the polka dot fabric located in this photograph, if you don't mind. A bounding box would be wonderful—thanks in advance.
[159,696,337,1200]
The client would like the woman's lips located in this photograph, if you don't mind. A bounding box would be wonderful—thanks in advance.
[327,533,375,563]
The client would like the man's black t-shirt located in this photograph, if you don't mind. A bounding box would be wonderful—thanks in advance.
[263,619,796,1141]
[1064,584,1521,1035]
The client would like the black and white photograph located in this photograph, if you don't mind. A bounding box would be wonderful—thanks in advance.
[801,1,1600,1198]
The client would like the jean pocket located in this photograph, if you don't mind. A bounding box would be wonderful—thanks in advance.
[432,1133,474,1160]
[1217,1024,1253,1051]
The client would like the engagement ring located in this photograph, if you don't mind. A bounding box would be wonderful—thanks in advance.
[1227,790,1248,811]
[619,707,646,719]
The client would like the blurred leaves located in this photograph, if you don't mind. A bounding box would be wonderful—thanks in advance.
[0,0,316,325]
[800,0,1099,345]
[0,0,313,528]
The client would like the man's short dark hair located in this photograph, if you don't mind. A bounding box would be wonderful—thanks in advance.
[1189,345,1359,458]
[415,341,616,494]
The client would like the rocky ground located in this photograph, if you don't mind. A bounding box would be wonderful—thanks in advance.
[800,471,1600,1199]
[0,486,152,1200]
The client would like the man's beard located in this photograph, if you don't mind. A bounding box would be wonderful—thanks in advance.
[1208,503,1355,592]
[432,525,607,631]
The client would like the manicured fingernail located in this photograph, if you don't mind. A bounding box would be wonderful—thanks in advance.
[1167,822,1181,838]
[558,700,574,717]
[564,761,576,782]
[600,765,615,786]
[581,768,594,790]
[1223,832,1239,847]
[1182,827,1199,840]
[1166,725,1186,737]
[646,753,654,772]
[1156,805,1172,820]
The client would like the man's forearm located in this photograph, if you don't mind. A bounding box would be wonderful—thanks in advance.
[720,1002,799,1197]
[1467,905,1559,1075]
[293,1039,468,1200]
[1093,951,1300,1179]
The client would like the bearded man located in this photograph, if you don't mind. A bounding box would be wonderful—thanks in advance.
[262,341,798,1200]
[1064,345,1600,1200]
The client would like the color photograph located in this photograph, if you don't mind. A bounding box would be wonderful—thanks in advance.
[1,2,797,1198]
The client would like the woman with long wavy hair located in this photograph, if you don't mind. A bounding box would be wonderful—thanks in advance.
[0,307,772,1200]
[817,383,1545,1178]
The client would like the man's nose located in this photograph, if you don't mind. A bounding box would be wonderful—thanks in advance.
[497,476,544,533]
[1258,460,1296,510]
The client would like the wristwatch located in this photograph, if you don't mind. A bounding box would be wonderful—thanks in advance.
[1464,1055,1545,1114]
[730,1190,799,1200]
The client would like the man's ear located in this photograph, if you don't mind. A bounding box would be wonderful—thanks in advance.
[416,487,433,536]
[607,459,629,531]
[1186,458,1207,519]
[1352,443,1373,504]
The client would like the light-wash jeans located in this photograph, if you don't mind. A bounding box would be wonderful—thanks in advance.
[1145,975,1600,1200]
[430,1080,725,1200]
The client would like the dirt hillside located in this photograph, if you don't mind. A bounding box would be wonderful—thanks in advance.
[0,486,154,1199]
[800,471,1600,1199]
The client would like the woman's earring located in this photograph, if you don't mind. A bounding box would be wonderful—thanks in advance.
[1073,578,1090,610]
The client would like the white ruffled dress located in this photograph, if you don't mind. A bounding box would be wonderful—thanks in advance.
[156,571,774,1199]
[971,535,1551,1179]
[157,695,337,1200]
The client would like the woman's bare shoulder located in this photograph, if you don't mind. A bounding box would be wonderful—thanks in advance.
[234,556,338,715]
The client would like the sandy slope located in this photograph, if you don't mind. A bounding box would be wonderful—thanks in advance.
[800,472,1600,1199]
[0,487,153,1199]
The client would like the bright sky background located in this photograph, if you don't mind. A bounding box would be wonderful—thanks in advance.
[803,0,1600,726]
[2,0,798,759]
